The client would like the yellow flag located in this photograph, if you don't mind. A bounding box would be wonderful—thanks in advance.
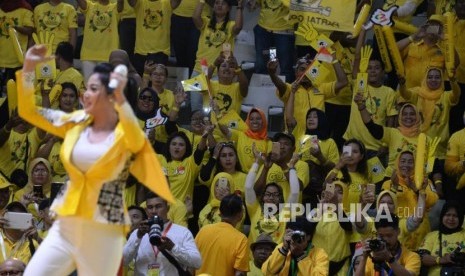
[367,156,385,184]
[181,74,209,92]
[288,0,356,32]
[304,60,331,86]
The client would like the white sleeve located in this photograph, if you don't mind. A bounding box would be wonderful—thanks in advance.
[288,169,299,204]
[170,228,202,269]
[123,230,142,266]
[245,162,259,205]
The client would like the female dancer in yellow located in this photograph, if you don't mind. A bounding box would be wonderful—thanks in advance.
[17,45,172,275]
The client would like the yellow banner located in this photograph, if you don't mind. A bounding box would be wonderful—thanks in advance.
[288,0,356,32]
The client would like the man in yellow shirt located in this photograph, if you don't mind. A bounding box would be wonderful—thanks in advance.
[254,132,309,201]
[54,42,86,97]
[248,233,277,276]
[262,216,329,275]
[355,215,421,276]
[195,194,249,275]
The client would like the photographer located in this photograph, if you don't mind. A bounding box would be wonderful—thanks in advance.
[418,201,465,276]
[355,215,421,276]
[123,192,201,276]
[262,216,329,275]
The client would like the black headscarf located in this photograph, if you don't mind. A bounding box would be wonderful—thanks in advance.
[135,87,160,121]
[439,200,464,235]
[305,108,331,140]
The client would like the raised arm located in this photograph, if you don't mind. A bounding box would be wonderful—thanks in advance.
[193,1,205,30]
[332,59,349,93]
[230,56,248,97]
[76,0,88,10]
[449,78,461,105]
[352,28,367,78]
[284,83,298,133]
[287,154,300,203]
[232,0,243,35]
[267,60,287,97]
[354,92,385,139]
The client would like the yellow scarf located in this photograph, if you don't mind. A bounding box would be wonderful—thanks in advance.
[412,67,444,132]
[397,103,421,138]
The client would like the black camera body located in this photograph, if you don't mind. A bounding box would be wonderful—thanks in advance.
[291,230,306,244]
[368,238,385,252]
[147,215,164,246]
[451,249,465,267]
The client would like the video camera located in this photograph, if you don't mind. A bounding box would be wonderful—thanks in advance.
[368,238,386,252]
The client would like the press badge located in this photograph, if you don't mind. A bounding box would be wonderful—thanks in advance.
[147,263,160,276]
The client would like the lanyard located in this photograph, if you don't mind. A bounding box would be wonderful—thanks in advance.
[150,222,173,259]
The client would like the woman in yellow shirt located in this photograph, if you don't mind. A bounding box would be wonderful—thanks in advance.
[298,108,339,206]
[219,107,272,171]
[199,142,246,194]
[382,150,439,250]
[19,45,172,275]
[399,67,461,159]
[192,0,243,74]
[326,139,370,210]
[198,172,233,228]
[419,201,465,276]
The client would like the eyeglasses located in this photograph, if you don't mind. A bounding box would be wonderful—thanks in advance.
[0,271,24,276]
[264,192,280,198]
[32,168,48,175]
[139,95,154,102]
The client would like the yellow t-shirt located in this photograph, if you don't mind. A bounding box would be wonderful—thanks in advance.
[195,222,249,275]
[212,110,248,140]
[124,184,137,207]
[0,232,40,264]
[0,8,34,68]
[408,90,457,159]
[299,137,339,164]
[364,245,421,275]
[173,0,210,17]
[454,19,465,84]
[344,85,398,151]
[381,127,420,177]
[248,260,262,276]
[446,128,465,179]
[419,229,465,276]
[158,154,200,201]
[257,0,292,31]
[119,0,136,19]
[328,169,372,210]
[168,198,188,227]
[312,211,351,275]
[278,82,336,139]
[207,80,243,115]
[34,2,78,52]
[434,0,455,14]
[403,41,445,89]
[0,129,41,178]
[194,18,235,73]
[80,1,119,61]
[134,0,172,55]
[257,160,310,201]
[230,129,272,172]
[247,201,286,247]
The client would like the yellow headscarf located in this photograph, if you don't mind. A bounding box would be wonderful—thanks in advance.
[376,190,398,215]
[209,172,234,208]
[24,157,52,197]
[397,103,421,138]
[411,67,445,132]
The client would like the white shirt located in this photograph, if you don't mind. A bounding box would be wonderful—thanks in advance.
[71,127,115,172]
[123,222,202,276]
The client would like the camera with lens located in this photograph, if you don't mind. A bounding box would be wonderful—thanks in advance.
[451,248,465,267]
[147,215,164,246]
[291,230,306,244]
[368,238,385,252]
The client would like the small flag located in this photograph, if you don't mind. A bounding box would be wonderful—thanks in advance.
[181,74,209,92]
[310,35,334,53]
[315,47,334,63]
[200,58,209,76]
[304,60,331,86]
